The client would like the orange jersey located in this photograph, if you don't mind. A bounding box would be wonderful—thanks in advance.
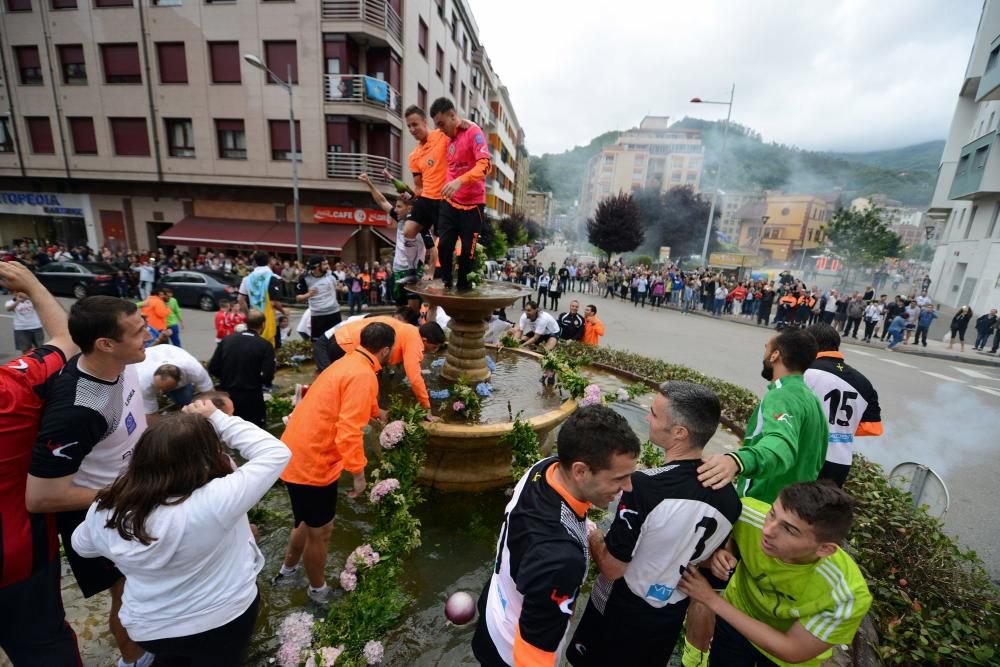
[141,295,170,331]
[408,129,449,199]
[334,316,430,408]
[582,317,605,345]
[281,348,382,486]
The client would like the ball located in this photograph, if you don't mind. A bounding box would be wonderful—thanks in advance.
[445,591,476,625]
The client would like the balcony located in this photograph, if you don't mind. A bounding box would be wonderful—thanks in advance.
[327,152,401,180]
[324,74,402,124]
[321,0,402,50]
[949,131,1000,200]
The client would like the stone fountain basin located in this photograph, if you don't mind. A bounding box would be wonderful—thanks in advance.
[417,346,577,492]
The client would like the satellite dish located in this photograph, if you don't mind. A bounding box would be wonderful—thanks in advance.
[888,462,950,517]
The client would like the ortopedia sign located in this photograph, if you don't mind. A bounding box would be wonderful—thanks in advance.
[0,191,85,217]
[313,207,390,226]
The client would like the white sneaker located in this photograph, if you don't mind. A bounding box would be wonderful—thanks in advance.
[271,565,300,587]
[307,584,332,604]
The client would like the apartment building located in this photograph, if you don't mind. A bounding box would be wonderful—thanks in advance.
[525,189,552,227]
[718,190,763,245]
[580,115,704,219]
[0,0,525,261]
[736,193,839,264]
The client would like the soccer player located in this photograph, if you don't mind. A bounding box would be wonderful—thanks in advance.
[430,97,492,290]
[0,260,81,664]
[567,382,741,666]
[27,296,154,667]
[237,250,286,347]
[513,301,561,351]
[557,300,585,342]
[294,255,342,371]
[135,342,215,423]
[678,481,872,667]
[404,105,447,279]
[358,173,425,303]
[472,405,640,666]
[271,322,395,604]
[581,304,606,346]
[804,324,882,487]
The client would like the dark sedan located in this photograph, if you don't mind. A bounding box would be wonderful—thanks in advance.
[34,261,118,299]
[155,270,240,311]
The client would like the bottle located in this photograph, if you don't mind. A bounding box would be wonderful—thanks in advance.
[383,167,414,196]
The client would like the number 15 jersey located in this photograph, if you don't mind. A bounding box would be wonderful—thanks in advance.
[804,351,882,466]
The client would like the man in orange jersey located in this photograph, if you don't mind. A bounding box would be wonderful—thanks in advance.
[327,315,445,415]
[430,97,492,291]
[581,304,605,346]
[271,322,395,604]
[404,105,449,279]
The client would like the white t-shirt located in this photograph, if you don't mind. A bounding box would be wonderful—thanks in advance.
[296,308,312,337]
[5,298,43,330]
[136,344,215,413]
[915,295,932,308]
[518,311,560,336]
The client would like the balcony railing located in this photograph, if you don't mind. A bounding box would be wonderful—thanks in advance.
[327,152,401,180]
[321,0,403,42]
[324,74,401,116]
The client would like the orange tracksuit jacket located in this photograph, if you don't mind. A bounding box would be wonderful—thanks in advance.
[334,316,430,408]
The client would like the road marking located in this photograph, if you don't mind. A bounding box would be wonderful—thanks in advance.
[920,371,965,383]
[850,349,874,357]
[970,385,1000,398]
[880,358,916,368]
[952,367,998,380]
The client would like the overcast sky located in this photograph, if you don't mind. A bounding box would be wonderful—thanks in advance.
[468,0,982,156]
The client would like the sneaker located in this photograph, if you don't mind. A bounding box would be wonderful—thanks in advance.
[307,584,332,604]
[271,566,299,587]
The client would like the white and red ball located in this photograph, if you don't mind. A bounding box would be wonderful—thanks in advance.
[445,591,476,625]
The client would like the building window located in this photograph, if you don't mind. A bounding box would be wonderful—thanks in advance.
[451,11,458,41]
[417,84,427,109]
[269,119,301,161]
[449,66,456,95]
[152,0,182,5]
[101,44,142,84]
[988,45,1000,73]
[460,82,466,109]
[0,117,14,153]
[462,34,469,61]
[51,0,77,7]
[109,117,150,156]
[975,145,990,169]
[57,44,87,84]
[956,153,970,177]
[965,205,978,239]
[26,117,55,154]
[165,118,194,157]
[435,0,443,18]
[208,42,240,83]
[6,0,31,11]
[95,0,133,6]
[264,41,297,84]
[68,117,98,154]
[156,42,187,84]
[14,46,43,85]
[216,119,246,159]
[418,18,428,57]
[435,45,443,78]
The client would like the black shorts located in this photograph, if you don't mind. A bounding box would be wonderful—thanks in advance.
[0,554,81,665]
[533,333,558,345]
[285,480,339,528]
[57,510,123,598]
[410,197,441,236]
[567,590,688,666]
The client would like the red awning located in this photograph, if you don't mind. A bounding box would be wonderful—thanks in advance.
[370,225,397,245]
[158,217,276,246]
[257,223,357,252]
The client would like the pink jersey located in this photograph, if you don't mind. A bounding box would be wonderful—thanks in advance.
[446,122,491,206]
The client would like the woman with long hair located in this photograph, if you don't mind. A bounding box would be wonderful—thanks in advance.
[948,305,974,352]
[72,400,290,666]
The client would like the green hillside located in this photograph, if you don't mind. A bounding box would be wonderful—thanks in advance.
[529,119,942,209]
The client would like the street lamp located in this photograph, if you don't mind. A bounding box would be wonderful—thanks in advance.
[691,83,735,267]
[244,53,302,263]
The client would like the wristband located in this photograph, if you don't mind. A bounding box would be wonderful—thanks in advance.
[725,452,745,473]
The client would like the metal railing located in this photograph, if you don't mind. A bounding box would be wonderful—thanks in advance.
[326,152,402,180]
[321,0,403,42]
[324,74,401,116]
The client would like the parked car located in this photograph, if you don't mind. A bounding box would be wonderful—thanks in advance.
[155,270,240,311]
[34,261,118,299]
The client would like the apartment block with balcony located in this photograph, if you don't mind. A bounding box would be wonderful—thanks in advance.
[735,193,838,264]
[0,0,526,262]
[579,116,704,219]
[525,190,552,227]
[926,0,1000,312]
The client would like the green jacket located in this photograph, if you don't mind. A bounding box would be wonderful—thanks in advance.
[733,374,828,503]
[165,297,182,327]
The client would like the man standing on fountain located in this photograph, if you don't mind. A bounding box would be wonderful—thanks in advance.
[431,97,492,291]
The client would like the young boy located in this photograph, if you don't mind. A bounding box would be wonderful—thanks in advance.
[358,173,428,302]
[678,481,872,667]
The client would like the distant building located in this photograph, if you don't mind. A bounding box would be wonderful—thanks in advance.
[719,191,764,246]
[485,81,522,221]
[925,0,1000,312]
[737,193,839,264]
[852,194,927,249]
[579,116,704,219]
[526,190,553,227]
[513,142,530,216]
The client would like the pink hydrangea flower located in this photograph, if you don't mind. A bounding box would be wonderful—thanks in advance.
[578,383,603,407]
[304,656,317,667]
[369,478,401,503]
[339,569,357,592]
[378,420,406,449]
[452,401,466,412]
[363,640,384,665]
[276,611,314,666]
[319,646,345,667]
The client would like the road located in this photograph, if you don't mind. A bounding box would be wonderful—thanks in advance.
[533,243,1000,581]
[2,273,998,580]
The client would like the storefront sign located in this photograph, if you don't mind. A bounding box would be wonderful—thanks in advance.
[0,192,63,207]
[43,206,84,216]
[313,206,390,226]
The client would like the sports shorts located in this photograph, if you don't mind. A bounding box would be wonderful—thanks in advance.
[285,480,340,528]
[410,197,441,237]
[57,510,123,598]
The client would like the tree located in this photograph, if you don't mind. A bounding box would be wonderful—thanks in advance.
[904,242,935,263]
[586,193,644,260]
[633,185,721,259]
[524,218,543,242]
[499,213,528,246]
[824,206,902,284]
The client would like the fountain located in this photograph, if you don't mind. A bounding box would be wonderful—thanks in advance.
[405,280,578,491]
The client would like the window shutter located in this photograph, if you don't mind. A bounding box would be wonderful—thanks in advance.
[110,117,150,156]
[68,117,98,154]
[26,117,55,154]
[156,42,188,84]
[264,41,298,84]
[101,43,142,82]
[209,42,240,83]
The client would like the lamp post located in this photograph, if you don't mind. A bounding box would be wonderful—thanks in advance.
[691,83,735,267]
[244,54,301,263]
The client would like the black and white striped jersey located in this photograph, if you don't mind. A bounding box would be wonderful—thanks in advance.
[804,352,883,466]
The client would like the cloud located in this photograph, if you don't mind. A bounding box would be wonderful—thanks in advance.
[469,0,980,155]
